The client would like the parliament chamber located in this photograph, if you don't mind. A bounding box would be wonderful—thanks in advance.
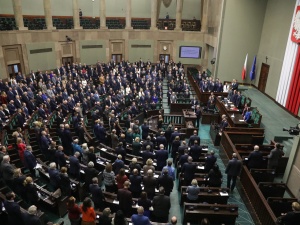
[0,1,300,225]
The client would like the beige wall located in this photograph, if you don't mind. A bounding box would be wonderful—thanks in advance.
[26,42,56,71]
[256,0,295,99]
[80,40,107,65]
[217,0,267,83]
[128,39,154,62]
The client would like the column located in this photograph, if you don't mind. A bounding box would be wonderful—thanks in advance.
[100,0,107,29]
[151,0,158,30]
[125,0,133,29]
[201,0,209,32]
[43,0,55,30]
[175,0,183,30]
[72,0,82,29]
[12,0,27,30]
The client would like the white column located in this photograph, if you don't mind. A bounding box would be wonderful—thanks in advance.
[43,0,55,30]
[100,0,107,29]
[72,0,82,29]
[175,0,183,30]
[125,0,133,29]
[151,0,158,30]
[12,0,27,30]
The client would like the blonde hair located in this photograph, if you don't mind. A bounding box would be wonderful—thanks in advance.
[135,137,140,142]
[146,158,153,166]
[23,176,33,186]
[13,168,21,178]
[17,138,22,144]
[191,179,198,186]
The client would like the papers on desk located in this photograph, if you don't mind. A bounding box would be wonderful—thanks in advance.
[197,166,204,170]
[239,119,245,122]
[66,160,70,164]
[154,174,159,178]
[219,192,229,196]
[129,223,133,225]
[125,169,129,173]
[101,148,107,152]
[95,152,100,158]
[202,148,208,151]
[80,170,85,174]
[149,206,154,211]
[113,200,119,204]
[153,162,157,166]
[155,188,159,193]
[35,163,42,169]
[244,158,248,160]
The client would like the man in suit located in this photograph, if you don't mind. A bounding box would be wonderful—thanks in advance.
[156,131,167,148]
[153,187,171,223]
[69,152,81,180]
[182,156,197,186]
[204,150,217,173]
[190,140,202,161]
[170,127,180,144]
[16,108,25,128]
[62,124,73,156]
[1,155,14,187]
[225,153,242,192]
[157,169,174,196]
[195,105,202,127]
[23,205,41,225]
[247,145,264,170]
[24,146,37,177]
[117,180,133,217]
[164,125,173,151]
[141,145,154,165]
[131,206,151,225]
[40,131,50,158]
[113,155,125,174]
[89,177,106,210]
[188,130,200,146]
[129,169,142,198]
[155,144,168,171]
[141,120,150,140]
[142,136,154,151]
[190,96,198,110]
[48,162,61,190]
[267,143,284,170]
[3,192,25,225]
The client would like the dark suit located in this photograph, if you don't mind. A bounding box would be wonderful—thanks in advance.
[188,134,200,146]
[117,188,133,217]
[247,150,263,169]
[24,183,39,205]
[143,176,157,199]
[141,124,150,140]
[24,150,37,173]
[23,213,42,225]
[155,149,168,171]
[225,157,242,191]
[55,150,66,168]
[190,144,202,161]
[141,151,154,165]
[84,167,99,188]
[156,135,167,148]
[59,173,71,196]
[89,183,106,210]
[204,155,217,173]
[129,174,142,198]
[49,168,61,190]
[69,155,80,179]
[3,200,24,225]
[182,162,197,185]
[157,174,173,196]
[152,194,171,222]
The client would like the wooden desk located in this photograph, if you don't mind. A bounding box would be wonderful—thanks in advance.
[170,103,192,114]
[200,107,220,124]
[148,115,158,133]
[215,98,248,127]
[182,109,197,126]
[183,202,238,224]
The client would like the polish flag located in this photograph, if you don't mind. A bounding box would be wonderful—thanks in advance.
[241,54,248,80]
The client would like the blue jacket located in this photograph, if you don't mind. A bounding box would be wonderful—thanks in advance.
[24,150,37,169]
[131,214,151,225]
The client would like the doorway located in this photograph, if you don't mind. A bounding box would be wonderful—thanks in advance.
[111,54,122,63]
[159,54,170,64]
[7,63,21,79]
[258,63,269,93]
[62,57,73,66]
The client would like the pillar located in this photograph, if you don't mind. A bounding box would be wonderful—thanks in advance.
[72,0,82,29]
[100,0,107,29]
[201,0,209,32]
[125,0,133,29]
[175,0,183,30]
[151,0,158,30]
[43,0,55,30]
[12,0,27,30]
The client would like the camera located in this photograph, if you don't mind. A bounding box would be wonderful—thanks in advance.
[283,123,300,135]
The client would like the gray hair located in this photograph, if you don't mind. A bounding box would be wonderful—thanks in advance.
[28,205,37,215]
[88,161,94,168]
[49,162,56,169]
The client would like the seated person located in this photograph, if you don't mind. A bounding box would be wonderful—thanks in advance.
[243,108,252,123]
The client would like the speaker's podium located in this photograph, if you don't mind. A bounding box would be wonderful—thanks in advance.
[164,21,169,30]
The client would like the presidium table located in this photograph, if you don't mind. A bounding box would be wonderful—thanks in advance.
[182,109,197,126]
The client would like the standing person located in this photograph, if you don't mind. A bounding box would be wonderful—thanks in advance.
[80,197,96,225]
[89,177,106,211]
[3,192,24,225]
[267,143,284,171]
[157,169,174,196]
[23,205,42,225]
[247,145,264,170]
[98,208,112,225]
[204,151,217,173]
[23,176,40,207]
[182,156,197,186]
[67,196,81,225]
[186,179,200,203]
[59,167,72,197]
[115,168,128,190]
[111,210,128,225]
[207,164,223,187]
[129,169,142,198]
[143,169,157,200]
[103,163,116,193]
[196,106,202,126]
[162,160,176,181]
[278,201,300,225]
[137,192,152,218]
[152,187,171,223]
[155,144,168,171]
[131,206,151,225]
[23,146,37,177]
[117,181,133,218]
[225,153,242,192]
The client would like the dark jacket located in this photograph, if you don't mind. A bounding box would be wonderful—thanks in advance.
[225,158,242,177]
[152,194,171,218]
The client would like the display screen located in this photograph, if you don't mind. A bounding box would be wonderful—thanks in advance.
[179,46,201,58]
